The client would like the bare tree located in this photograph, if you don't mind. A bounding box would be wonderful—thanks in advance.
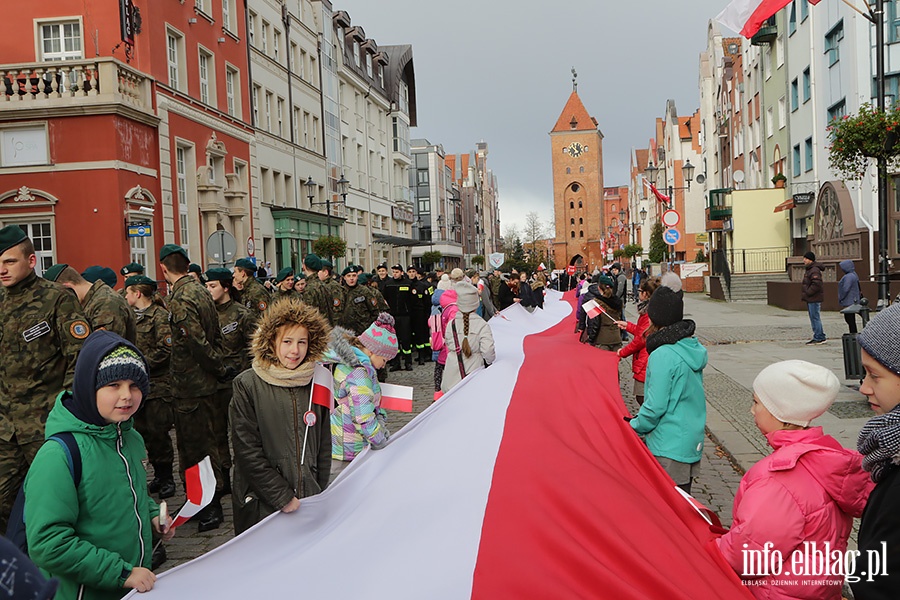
[523,212,548,264]
[501,223,520,256]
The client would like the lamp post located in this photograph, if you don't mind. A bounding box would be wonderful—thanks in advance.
[644,159,695,262]
[308,174,348,260]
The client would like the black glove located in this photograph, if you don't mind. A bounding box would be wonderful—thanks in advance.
[623,415,634,422]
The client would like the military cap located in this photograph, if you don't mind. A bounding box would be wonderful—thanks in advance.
[377,263,388,270]
[0,224,28,256]
[391,264,404,271]
[235,257,256,270]
[125,275,157,290]
[82,265,117,288]
[320,259,334,271]
[159,244,189,261]
[408,265,421,274]
[188,263,203,275]
[354,265,365,273]
[43,263,69,282]
[120,262,144,276]
[341,265,356,277]
[358,273,370,285]
[296,273,307,281]
[303,253,323,271]
[274,267,294,283]
[205,267,234,282]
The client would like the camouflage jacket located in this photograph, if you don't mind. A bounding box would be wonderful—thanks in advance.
[82,279,137,344]
[215,299,254,383]
[339,283,380,335]
[133,302,172,400]
[301,277,333,325]
[167,275,226,398]
[240,276,271,323]
[324,278,345,324]
[0,272,90,443]
[370,286,389,312]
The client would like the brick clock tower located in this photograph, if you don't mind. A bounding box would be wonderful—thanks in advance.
[551,78,604,271]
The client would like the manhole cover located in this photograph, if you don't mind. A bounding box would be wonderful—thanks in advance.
[828,401,872,420]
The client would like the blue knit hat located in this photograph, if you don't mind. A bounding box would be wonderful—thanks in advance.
[96,345,150,400]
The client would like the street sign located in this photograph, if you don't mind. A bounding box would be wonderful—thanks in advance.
[663,228,681,245]
[247,237,256,257]
[566,265,576,276]
[127,223,151,238]
[662,209,681,228]
[489,253,505,269]
[206,230,237,267]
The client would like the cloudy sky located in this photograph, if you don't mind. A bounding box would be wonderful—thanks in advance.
[339,0,735,235]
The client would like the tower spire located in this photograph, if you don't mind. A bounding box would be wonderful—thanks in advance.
[571,67,578,92]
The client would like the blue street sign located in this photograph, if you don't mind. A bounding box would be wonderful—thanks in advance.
[663,228,681,245]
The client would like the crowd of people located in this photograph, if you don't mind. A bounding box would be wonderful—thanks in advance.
[2,217,899,599]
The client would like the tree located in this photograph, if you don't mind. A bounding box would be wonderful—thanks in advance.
[624,244,643,260]
[503,237,528,272]
[648,222,667,263]
[471,255,485,267]
[313,236,347,262]
[501,224,520,256]
[422,250,442,269]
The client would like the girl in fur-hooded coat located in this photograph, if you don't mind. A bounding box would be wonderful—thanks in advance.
[229,298,332,535]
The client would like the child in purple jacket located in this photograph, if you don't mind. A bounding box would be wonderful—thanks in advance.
[717,360,873,599]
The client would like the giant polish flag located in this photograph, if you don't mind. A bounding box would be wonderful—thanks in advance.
[132,292,751,599]
[717,0,822,38]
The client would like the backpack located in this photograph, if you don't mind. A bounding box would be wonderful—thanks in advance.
[5,432,82,554]
[429,313,444,351]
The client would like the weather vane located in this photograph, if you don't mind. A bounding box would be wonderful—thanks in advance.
[572,67,578,91]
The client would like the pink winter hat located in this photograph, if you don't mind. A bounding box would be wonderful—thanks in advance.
[358,312,399,359]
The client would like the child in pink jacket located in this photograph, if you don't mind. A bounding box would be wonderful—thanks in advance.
[717,360,874,599]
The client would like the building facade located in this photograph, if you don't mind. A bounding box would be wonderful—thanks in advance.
[410,138,463,269]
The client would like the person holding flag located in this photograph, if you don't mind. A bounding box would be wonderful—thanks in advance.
[320,313,399,480]
[579,275,624,353]
[229,299,332,535]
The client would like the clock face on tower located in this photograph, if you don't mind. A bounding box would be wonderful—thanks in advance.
[563,142,588,158]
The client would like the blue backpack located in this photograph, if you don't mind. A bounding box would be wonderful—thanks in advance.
[5,432,82,554]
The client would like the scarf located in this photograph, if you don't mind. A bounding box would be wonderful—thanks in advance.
[636,298,649,315]
[646,319,696,354]
[251,357,316,388]
[857,404,900,483]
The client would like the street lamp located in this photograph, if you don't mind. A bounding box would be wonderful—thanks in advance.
[639,207,648,223]
[309,174,348,256]
[644,159,696,209]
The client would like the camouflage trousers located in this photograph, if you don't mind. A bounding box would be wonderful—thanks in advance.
[0,437,42,533]
[213,385,234,471]
[133,396,175,471]
[173,394,223,494]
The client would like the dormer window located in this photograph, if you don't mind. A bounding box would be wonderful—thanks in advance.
[353,40,360,66]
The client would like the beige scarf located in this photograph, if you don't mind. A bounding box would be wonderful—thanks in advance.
[251,357,315,388]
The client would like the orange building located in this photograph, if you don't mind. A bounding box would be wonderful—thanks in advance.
[603,186,629,262]
[0,1,254,280]
[550,86,604,271]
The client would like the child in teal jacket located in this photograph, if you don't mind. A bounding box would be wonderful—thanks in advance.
[629,274,707,494]
[24,331,173,600]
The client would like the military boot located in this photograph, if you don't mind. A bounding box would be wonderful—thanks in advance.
[196,497,224,533]
[149,464,176,499]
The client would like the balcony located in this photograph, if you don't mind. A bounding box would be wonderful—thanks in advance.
[0,58,156,125]
[706,188,732,230]
[751,17,777,46]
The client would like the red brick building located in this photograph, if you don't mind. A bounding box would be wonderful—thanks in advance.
[0,1,253,280]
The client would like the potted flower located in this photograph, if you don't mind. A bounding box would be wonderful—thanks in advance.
[827,102,900,180]
[771,173,787,188]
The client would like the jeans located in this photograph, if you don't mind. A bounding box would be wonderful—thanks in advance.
[807,302,826,341]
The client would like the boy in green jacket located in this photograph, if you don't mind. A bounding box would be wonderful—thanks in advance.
[24,331,174,599]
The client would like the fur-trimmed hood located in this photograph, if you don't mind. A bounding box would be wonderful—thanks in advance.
[321,326,367,368]
[251,297,331,369]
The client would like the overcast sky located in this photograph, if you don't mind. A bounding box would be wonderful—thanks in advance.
[338,0,734,236]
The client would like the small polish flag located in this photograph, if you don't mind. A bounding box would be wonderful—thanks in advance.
[583,299,602,320]
[643,179,670,206]
[379,382,414,413]
[716,0,822,39]
[171,456,216,528]
[311,363,335,409]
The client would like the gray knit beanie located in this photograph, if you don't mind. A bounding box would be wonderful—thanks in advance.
[858,302,900,376]
[95,345,151,399]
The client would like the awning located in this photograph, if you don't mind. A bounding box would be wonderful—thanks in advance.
[372,233,430,247]
[773,199,795,213]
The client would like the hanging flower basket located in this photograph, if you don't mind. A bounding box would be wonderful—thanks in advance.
[827,102,900,180]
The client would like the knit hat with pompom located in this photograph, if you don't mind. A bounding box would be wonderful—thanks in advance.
[358,312,399,359]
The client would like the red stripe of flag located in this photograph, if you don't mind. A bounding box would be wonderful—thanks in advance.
[311,363,335,408]
[379,382,413,413]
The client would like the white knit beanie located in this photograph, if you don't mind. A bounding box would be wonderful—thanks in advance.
[753,360,841,427]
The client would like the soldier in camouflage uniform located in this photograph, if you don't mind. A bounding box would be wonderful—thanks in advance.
[119,262,145,297]
[364,273,391,312]
[272,267,296,302]
[159,244,230,532]
[293,272,308,295]
[300,253,333,325]
[46,264,137,344]
[124,274,176,499]
[0,225,90,532]
[232,257,270,323]
[339,266,380,335]
[319,260,345,326]
[205,267,255,491]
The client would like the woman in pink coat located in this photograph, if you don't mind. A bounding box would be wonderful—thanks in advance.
[717,360,873,599]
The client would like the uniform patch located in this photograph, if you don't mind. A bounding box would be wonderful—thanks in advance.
[222,321,239,335]
[179,326,188,337]
[333,298,341,307]
[69,321,90,340]
[23,321,51,342]
[354,296,367,304]
[370,298,378,306]
[164,335,173,347]
[258,301,268,311]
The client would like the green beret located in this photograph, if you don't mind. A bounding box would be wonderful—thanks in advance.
[205,267,233,282]
[598,275,615,288]
[235,258,256,270]
[296,273,307,281]
[303,253,322,271]
[159,244,188,261]
[354,265,365,273]
[0,225,28,256]
[358,273,369,285]
[120,262,144,276]
[125,275,157,290]
[43,263,69,282]
[341,266,355,277]
[82,266,117,288]
[189,263,203,274]
[320,259,333,270]
[274,267,294,283]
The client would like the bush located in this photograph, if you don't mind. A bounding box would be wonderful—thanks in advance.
[471,255,485,267]
[312,235,347,261]
[648,222,667,263]
[827,102,900,180]
[422,251,442,268]
[694,249,707,263]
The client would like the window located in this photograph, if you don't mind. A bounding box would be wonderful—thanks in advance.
[789,1,797,34]
[764,48,772,80]
[252,84,260,126]
[580,166,585,173]
[825,21,843,67]
[198,49,212,105]
[130,236,148,272]
[570,231,575,238]
[366,53,373,77]
[222,0,233,31]
[309,56,317,85]
[778,96,786,128]
[579,218,583,225]
[293,107,299,143]
[166,31,184,90]
[793,144,801,177]
[225,66,239,117]
[791,78,799,111]
[195,0,207,14]
[579,231,584,238]
[352,40,360,66]
[827,98,847,122]
[274,30,281,63]
[4,222,54,275]
[39,21,83,61]
[312,117,318,151]
[265,92,272,132]
[262,21,269,55]
[800,0,809,21]
[776,36,784,67]
[299,49,307,80]
[176,146,190,248]
[804,138,813,171]
[276,97,284,137]
[566,167,571,174]
[889,1,900,43]
[766,107,774,138]
[378,65,384,87]
[569,202,574,209]
[802,67,810,103]
[570,218,575,225]
[248,11,256,46]
[578,200,583,208]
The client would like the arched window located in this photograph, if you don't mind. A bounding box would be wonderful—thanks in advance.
[611,218,618,227]
[566,167,571,174]
[579,230,584,237]
[570,218,575,225]
[578,201,583,208]
[580,167,584,173]
[570,231,575,238]
[569,201,574,209]
[612,204,616,212]
[579,218,583,225]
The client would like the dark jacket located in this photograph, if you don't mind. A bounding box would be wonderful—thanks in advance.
[497,280,515,311]
[383,276,413,317]
[838,260,861,307]
[801,262,824,304]
[516,279,537,308]
[582,285,623,348]
[853,466,900,600]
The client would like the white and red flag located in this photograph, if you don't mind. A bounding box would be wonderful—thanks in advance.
[716,0,822,38]
[130,297,751,599]
[379,382,414,413]
[170,456,216,529]
[583,298,602,320]
[311,363,335,409]
[643,179,671,206]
